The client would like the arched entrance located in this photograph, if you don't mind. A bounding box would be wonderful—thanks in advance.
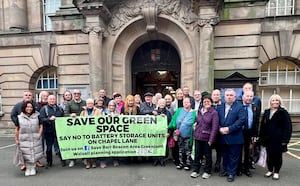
[131,40,181,96]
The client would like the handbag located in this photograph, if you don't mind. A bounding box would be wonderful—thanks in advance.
[13,145,24,166]
[167,137,175,148]
[256,146,267,168]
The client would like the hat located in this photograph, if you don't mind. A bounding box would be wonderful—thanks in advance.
[144,92,154,97]
[201,91,210,97]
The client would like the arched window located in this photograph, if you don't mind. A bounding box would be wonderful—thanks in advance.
[265,0,295,16]
[35,67,58,101]
[259,58,300,113]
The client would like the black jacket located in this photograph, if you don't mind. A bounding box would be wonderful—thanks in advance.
[40,105,64,133]
[259,106,292,153]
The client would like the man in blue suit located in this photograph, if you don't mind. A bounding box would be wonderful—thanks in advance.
[217,89,246,182]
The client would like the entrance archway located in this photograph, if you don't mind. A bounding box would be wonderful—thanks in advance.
[132,40,180,96]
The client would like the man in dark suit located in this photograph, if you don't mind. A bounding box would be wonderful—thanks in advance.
[139,92,156,115]
[237,90,260,177]
[217,89,246,182]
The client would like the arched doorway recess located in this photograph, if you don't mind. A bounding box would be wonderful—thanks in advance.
[132,40,180,96]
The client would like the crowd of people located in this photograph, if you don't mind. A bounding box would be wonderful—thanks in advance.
[11,83,292,182]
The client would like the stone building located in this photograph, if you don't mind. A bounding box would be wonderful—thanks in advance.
[0,0,300,131]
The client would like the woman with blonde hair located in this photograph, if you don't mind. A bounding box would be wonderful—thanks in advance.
[259,94,292,180]
[121,95,140,115]
[80,98,102,169]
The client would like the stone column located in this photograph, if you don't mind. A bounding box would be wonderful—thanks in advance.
[198,18,217,91]
[83,15,105,99]
[27,0,42,31]
[8,0,28,31]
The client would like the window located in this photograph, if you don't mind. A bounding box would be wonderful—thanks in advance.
[43,0,61,30]
[35,67,58,101]
[265,0,295,16]
[259,59,300,85]
[259,59,300,113]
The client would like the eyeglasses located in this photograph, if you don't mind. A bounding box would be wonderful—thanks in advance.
[73,93,81,95]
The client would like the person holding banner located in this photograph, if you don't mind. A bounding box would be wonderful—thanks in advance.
[153,98,172,166]
[40,95,65,168]
[64,89,86,168]
[15,101,43,176]
[100,100,120,168]
[80,98,102,169]
[168,97,197,170]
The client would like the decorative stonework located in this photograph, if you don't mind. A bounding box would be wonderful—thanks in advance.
[108,0,198,33]
[198,16,220,28]
[82,25,104,34]
[142,5,158,32]
[73,0,112,23]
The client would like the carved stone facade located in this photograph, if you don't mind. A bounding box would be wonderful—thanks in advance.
[0,0,300,131]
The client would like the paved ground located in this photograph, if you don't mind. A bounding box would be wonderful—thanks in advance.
[0,135,299,186]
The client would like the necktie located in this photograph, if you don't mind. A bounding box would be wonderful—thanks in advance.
[225,104,230,118]
[244,104,253,129]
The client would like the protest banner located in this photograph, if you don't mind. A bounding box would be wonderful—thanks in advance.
[55,115,168,159]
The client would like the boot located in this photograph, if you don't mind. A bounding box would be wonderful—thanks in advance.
[30,163,36,176]
[25,163,30,176]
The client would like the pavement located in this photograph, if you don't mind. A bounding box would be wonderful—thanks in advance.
[0,136,299,186]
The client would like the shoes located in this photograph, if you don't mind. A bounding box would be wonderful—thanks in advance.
[36,161,44,167]
[68,160,75,168]
[61,160,66,167]
[153,160,159,166]
[250,162,256,169]
[236,171,242,176]
[214,163,220,173]
[219,171,228,177]
[113,160,119,167]
[184,165,191,171]
[202,172,211,179]
[272,173,280,180]
[25,168,30,176]
[92,163,97,168]
[176,164,183,169]
[264,171,273,178]
[159,159,166,166]
[227,175,235,182]
[46,162,52,169]
[85,164,91,169]
[244,170,252,177]
[100,162,107,168]
[30,167,36,176]
[190,172,200,178]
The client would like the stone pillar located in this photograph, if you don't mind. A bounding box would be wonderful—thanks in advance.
[83,16,104,99]
[196,2,219,92]
[8,0,28,31]
[27,0,42,31]
[198,18,218,92]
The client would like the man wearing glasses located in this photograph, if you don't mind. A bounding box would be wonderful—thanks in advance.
[64,89,86,167]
